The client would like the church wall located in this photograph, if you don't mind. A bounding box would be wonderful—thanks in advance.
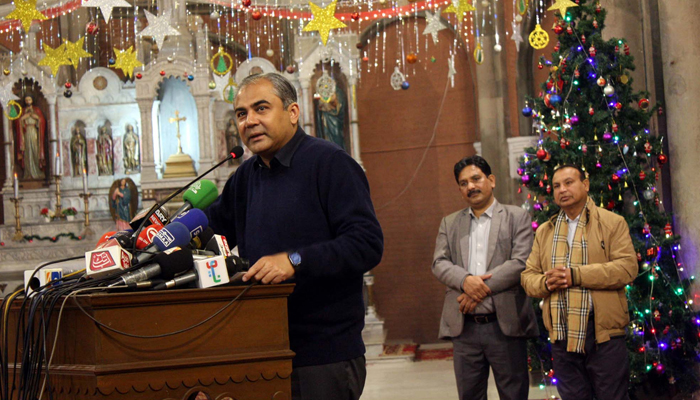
[358,18,478,344]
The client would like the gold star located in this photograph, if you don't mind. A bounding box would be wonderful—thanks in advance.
[442,0,476,20]
[38,43,70,76]
[5,0,47,32]
[63,37,92,69]
[110,46,143,79]
[302,1,347,46]
[547,0,579,17]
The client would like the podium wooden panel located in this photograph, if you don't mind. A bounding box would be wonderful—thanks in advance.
[8,284,295,400]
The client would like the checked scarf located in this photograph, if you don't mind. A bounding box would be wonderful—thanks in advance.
[550,205,593,353]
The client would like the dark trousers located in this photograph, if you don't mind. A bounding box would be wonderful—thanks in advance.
[291,356,366,400]
[452,317,529,400]
[551,318,630,400]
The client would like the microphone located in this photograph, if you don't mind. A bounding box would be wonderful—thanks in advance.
[154,255,249,290]
[190,227,214,250]
[109,229,135,248]
[109,248,194,287]
[230,146,244,160]
[171,208,209,239]
[135,225,163,250]
[96,231,117,247]
[135,222,193,264]
[205,234,232,257]
[170,179,219,220]
[129,205,170,231]
[85,238,133,278]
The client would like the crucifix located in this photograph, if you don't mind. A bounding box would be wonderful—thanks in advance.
[169,110,187,155]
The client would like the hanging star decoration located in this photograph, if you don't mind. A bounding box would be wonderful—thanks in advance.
[0,82,19,109]
[511,21,524,52]
[5,0,47,32]
[63,37,92,68]
[212,71,231,100]
[547,0,579,17]
[422,10,447,45]
[110,46,143,79]
[38,43,71,76]
[137,9,181,50]
[442,0,475,21]
[302,0,347,46]
[81,0,132,23]
[448,54,456,88]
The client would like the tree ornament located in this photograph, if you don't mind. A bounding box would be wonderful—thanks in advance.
[522,104,533,117]
[639,171,646,180]
[546,184,552,194]
[532,221,539,231]
[6,0,47,32]
[390,67,406,91]
[302,0,347,46]
[110,46,143,79]
[615,45,619,53]
[81,0,132,23]
[582,144,588,154]
[160,70,166,76]
[286,65,296,74]
[604,83,615,96]
[442,0,476,20]
[624,43,630,55]
[597,76,606,87]
[554,42,560,52]
[210,10,220,19]
[85,20,99,35]
[210,47,233,76]
[187,74,194,81]
[63,89,72,98]
[566,25,573,35]
[406,53,418,64]
[38,43,71,76]
[550,94,562,106]
[538,62,544,70]
[65,82,72,89]
[595,2,601,13]
[108,58,115,65]
[589,46,596,56]
[223,78,238,103]
[615,102,623,110]
[560,137,568,149]
[242,0,252,6]
[2,69,8,76]
[473,42,484,64]
[643,189,654,200]
[574,69,580,78]
[658,153,668,165]
[423,11,447,45]
[521,174,530,183]
[623,144,630,154]
[494,43,502,52]
[536,148,547,160]
[138,9,181,50]
[644,141,652,154]
[589,106,595,115]
[553,24,564,35]
[401,81,410,90]
[529,24,550,50]
[251,10,262,20]
[362,56,369,62]
[581,34,586,44]
[592,18,598,29]
[63,37,93,68]
[266,49,274,57]
[602,131,612,141]
[612,174,620,184]
[612,122,619,132]
[570,114,579,125]
[638,98,650,110]
[208,81,216,90]
[664,223,673,236]
[606,200,615,210]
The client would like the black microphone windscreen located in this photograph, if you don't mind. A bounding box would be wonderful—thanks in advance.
[193,227,215,250]
[155,248,195,280]
[230,146,244,159]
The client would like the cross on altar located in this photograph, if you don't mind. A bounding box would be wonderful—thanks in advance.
[169,110,187,155]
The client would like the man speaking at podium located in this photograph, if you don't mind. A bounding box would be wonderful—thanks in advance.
[205,73,384,400]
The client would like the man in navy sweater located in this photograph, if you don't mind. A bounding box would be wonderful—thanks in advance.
[205,73,384,400]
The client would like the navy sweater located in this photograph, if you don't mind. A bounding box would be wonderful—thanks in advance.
[205,127,384,367]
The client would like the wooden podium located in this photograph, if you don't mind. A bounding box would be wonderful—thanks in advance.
[7,284,295,400]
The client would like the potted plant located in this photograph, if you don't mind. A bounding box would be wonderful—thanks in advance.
[62,207,78,221]
[40,208,54,223]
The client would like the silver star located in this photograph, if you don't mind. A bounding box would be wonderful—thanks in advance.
[511,21,524,52]
[81,0,132,23]
[448,54,456,88]
[137,9,181,50]
[212,71,231,101]
[0,81,19,109]
[422,10,447,45]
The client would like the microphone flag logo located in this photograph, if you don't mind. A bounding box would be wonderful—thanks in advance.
[157,229,175,247]
[90,251,116,271]
[206,259,222,283]
[190,182,202,194]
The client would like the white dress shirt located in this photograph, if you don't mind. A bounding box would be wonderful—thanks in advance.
[467,202,496,314]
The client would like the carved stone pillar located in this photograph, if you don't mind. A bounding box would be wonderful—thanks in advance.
[299,78,313,135]
[137,98,157,184]
[194,95,215,173]
[47,97,58,177]
[347,77,363,168]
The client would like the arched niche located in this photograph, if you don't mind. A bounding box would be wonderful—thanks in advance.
[156,77,200,174]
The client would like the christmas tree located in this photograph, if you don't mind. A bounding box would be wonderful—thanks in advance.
[518,0,699,397]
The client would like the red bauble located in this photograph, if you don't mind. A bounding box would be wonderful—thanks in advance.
[538,63,544,70]
[615,102,623,110]
[536,148,547,160]
[242,0,252,6]
[286,65,296,74]
[589,106,595,116]
[135,73,142,79]
[160,70,166,76]
[554,42,560,52]
[596,3,602,13]
[351,12,360,21]
[612,123,618,132]
[658,153,668,165]
[638,98,650,110]
[553,24,564,34]
[639,171,646,180]
[592,19,599,29]
[64,82,72,89]
[612,174,620,184]
[85,21,99,35]
[251,10,262,20]
[362,56,369,62]
[606,200,615,210]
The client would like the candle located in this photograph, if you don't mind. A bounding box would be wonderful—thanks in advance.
[54,152,62,176]
[82,168,88,194]
[13,173,19,199]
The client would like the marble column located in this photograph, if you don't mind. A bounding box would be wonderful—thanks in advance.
[347,77,363,168]
[137,98,157,184]
[47,97,58,178]
[194,95,215,173]
[299,78,313,135]
[658,1,700,270]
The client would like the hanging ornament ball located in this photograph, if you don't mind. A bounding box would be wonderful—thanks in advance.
[604,84,615,97]
[612,174,620,184]
[638,98,650,110]
[351,12,360,21]
[355,42,364,50]
[266,49,274,57]
[481,0,489,6]
[639,170,646,180]
[532,221,540,231]
[187,74,194,81]
[286,65,296,74]
[63,89,72,98]
[521,174,530,184]
[533,202,543,212]
[544,93,554,109]
[553,25,564,35]
[521,202,531,212]
[210,11,220,19]
[615,102,623,110]
[160,70,166,76]
[64,82,72,89]
[21,70,27,76]
[108,58,116,65]
[208,81,216,90]
[589,106,595,116]
[596,76,606,87]
[606,200,615,210]
[515,15,522,22]
[570,114,579,125]
[658,153,668,165]
[167,56,174,63]
[643,189,655,200]
[242,0,252,6]
[494,43,502,52]
[602,132,612,141]
[406,53,418,64]
[251,10,262,20]
[362,56,369,62]
[536,148,547,160]
[136,73,142,79]
[2,68,9,76]
[642,261,651,270]
[550,94,562,106]
[430,56,436,63]
[522,106,533,117]
[401,81,410,90]
[85,21,99,35]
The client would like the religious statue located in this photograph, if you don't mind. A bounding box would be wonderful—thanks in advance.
[123,124,140,173]
[225,117,242,165]
[14,95,46,180]
[315,86,347,150]
[70,123,88,176]
[96,122,114,175]
[109,178,137,231]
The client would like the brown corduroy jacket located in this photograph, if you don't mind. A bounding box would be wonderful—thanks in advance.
[521,198,638,344]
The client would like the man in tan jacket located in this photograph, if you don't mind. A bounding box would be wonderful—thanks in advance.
[521,164,638,400]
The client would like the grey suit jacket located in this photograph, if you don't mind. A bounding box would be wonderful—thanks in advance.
[432,200,539,339]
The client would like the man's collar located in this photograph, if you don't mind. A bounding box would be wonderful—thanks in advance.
[468,198,497,219]
[254,126,306,169]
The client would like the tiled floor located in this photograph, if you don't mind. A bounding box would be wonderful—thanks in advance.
[363,359,561,400]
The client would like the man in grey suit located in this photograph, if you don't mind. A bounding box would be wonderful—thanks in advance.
[432,155,538,400]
